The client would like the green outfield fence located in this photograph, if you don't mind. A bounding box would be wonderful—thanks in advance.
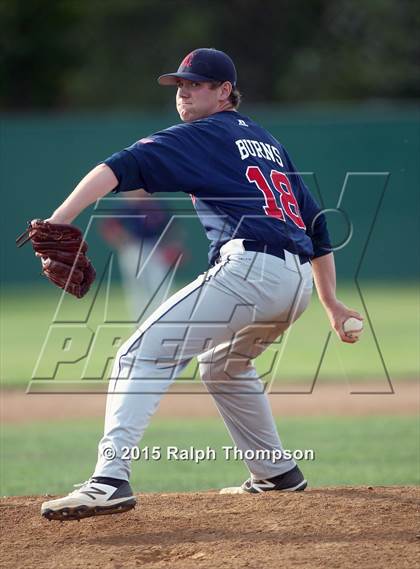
[1,104,419,284]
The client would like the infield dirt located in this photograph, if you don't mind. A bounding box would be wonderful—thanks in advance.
[2,380,418,423]
[1,487,419,569]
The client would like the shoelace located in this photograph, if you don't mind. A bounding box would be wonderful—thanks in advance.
[68,479,92,495]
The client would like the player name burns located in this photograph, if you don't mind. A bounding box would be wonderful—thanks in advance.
[119,446,315,463]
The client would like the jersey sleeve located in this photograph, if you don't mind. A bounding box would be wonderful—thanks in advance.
[303,198,332,258]
[103,124,205,194]
[281,149,332,258]
[104,149,145,192]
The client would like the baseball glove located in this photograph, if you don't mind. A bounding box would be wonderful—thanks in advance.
[16,219,96,298]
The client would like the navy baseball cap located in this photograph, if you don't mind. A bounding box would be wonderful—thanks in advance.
[158,48,237,87]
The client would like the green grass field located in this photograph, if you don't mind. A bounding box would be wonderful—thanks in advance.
[1,416,418,496]
[1,282,418,388]
[1,282,418,496]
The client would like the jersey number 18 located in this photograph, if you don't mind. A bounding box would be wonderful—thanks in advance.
[246,166,306,229]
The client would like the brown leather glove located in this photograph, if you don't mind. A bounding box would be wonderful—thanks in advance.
[16,219,96,298]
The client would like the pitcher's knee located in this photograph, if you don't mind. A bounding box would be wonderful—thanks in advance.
[199,357,253,383]
[199,361,226,383]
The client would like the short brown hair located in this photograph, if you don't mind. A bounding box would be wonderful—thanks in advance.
[210,81,242,109]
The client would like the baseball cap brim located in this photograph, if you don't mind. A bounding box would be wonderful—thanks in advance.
[158,72,221,86]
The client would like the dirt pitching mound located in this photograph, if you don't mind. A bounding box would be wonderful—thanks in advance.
[1,487,419,569]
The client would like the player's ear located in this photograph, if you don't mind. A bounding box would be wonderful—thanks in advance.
[220,81,232,101]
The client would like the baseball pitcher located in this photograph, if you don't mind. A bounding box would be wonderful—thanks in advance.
[21,49,363,521]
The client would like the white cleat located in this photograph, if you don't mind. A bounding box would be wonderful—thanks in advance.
[41,479,136,521]
[220,465,307,494]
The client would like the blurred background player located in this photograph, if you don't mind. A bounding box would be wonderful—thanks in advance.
[99,190,185,322]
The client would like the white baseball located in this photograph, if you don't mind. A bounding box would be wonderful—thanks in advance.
[343,317,364,339]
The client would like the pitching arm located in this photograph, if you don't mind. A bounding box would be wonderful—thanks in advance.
[311,252,363,344]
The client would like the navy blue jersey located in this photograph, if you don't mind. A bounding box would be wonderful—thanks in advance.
[104,111,331,265]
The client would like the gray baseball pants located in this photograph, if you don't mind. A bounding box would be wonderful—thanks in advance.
[93,239,313,481]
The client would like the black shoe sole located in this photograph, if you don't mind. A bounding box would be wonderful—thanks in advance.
[42,498,136,521]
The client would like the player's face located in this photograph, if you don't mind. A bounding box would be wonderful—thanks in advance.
[176,79,225,122]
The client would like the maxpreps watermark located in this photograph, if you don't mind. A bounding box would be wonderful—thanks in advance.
[102,445,315,463]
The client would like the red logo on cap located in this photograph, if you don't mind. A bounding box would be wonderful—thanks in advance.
[181,52,195,68]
